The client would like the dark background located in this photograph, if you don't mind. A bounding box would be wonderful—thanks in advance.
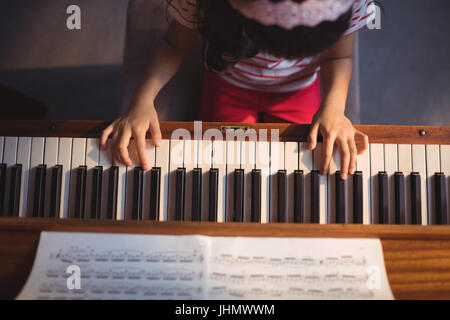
[0,0,449,125]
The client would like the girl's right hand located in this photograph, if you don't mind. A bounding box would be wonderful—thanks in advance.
[100,102,162,171]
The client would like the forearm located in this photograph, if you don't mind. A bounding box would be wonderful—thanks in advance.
[319,56,353,113]
[129,21,198,111]
[134,37,187,105]
[318,33,355,113]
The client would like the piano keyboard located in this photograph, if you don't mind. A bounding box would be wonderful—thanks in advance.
[1,125,449,225]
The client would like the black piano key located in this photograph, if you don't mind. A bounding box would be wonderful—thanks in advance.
[131,167,144,220]
[192,168,202,221]
[74,165,87,219]
[49,165,62,218]
[148,167,161,221]
[90,166,103,219]
[33,165,47,218]
[0,164,7,216]
[353,172,363,224]
[435,173,448,225]
[8,164,22,217]
[251,169,261,223]
[410,172,422,225]
[208,168,218,222]
[293,170,304,223]
[175,168,186,221]
[277,170,287,223]
[311,170,320,224]
[378,171,389,224]
[107,166,119,220]
[234,169,244,222]
[394,172,406,224]
[335,171,346,224]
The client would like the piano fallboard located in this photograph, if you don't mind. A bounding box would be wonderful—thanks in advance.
[0,120,449,144]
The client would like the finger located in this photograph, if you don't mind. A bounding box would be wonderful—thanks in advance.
[118,130,132,166]
[338,139,350,180]
[100,124,114,149]
[134,130,149,171]
[356,130,369,155]
[149,113,162,147]
[308,123,319,150]
[348,137,358,176]
[321,132,336,175]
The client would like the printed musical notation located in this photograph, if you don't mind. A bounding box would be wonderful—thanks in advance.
[16,233,394,300]
[211,254,366,267]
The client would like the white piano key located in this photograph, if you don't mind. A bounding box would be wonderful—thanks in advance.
[327,149,341,224]
[155,139,170,221]
[3,137,19,167]
[256,140,270,223]
[212,140,226,223]
[241,140,256,222]
[426,145,440,225]
[384,144,398,224]
[285,142,299,223]
[412,144,428,225]
[16,137,32,217]
[2,137,17,164]
[143,140,155,220]
[184,139,198,221]
[68,138,87,218]
[116,164,127,221]
[198,140,212,221]
[313,143,327,224]
[99,139,113,219]
[58,138,72,219]
[0,136,4,162]
[84,138,100,219]
[124,139,155,220]
[356,147,371,225]
[440,145,450,223]
[226,140,241,222]
[125,140,140,220]
[398,144,412,223]
[26,137,45,217]
[299,143,313,223]
[43,137,59,218]
[168,139,184,221]
[346,166,354,224]
[269,140,284,222]
[2,137,18,215]
[370,144,384,224]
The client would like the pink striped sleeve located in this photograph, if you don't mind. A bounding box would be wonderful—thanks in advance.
[344,0,377,35]
[166,0,198,29]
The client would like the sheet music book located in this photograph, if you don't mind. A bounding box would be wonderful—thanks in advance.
[16,232,394,300]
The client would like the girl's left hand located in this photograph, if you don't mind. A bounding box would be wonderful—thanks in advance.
[307,106,368,180]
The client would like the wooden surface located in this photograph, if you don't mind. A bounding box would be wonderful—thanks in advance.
[1,218,450,300]
[0,120,449,145]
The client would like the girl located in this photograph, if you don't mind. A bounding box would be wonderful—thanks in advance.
[101,0,375,180]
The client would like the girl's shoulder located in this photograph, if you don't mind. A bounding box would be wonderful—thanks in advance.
[345,0,377,35]
[166,0,198,29]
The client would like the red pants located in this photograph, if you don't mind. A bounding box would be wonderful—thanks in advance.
[199,70,321,124]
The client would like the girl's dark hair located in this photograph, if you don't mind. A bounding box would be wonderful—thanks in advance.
[194,0,352,75]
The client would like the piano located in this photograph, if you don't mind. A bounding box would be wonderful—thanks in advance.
[0,120,449,299]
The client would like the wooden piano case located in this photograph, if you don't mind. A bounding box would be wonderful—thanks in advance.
[0,120,449,300]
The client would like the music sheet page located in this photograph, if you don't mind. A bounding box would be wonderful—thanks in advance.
[16,232,394,300]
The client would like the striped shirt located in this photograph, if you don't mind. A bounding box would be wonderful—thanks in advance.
[167,0,376,92]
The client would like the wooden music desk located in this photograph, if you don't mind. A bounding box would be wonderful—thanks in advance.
[1,219,450,300]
